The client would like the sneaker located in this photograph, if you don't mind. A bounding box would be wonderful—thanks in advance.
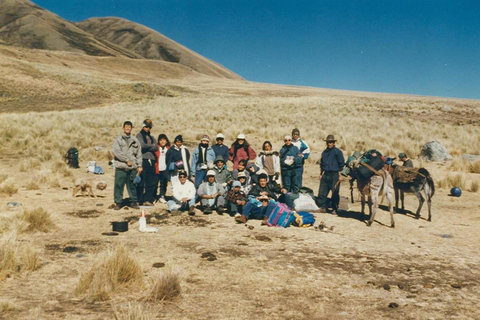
[113,204,122,211]
[235,215,247,224]
[159,196,167,204]
[129,202,140,209]
[217,205,226,214]
[170,209,180,216]
[188,206,196,216]
[203,206,213,215]
[234,213,241,218]
[143,201,154,207]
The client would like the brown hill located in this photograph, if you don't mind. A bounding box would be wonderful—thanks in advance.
[0,0,241,79]
[76,17,242,79]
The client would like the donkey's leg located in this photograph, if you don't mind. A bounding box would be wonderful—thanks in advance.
[386,183,395,228]
[424,185,432,222]
[394,186,400,213]
[414,190,425,219]
[400,190,405,211]
[360,191,366,221]
[367,193,376,227]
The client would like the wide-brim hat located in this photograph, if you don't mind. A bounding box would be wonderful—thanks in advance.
[216,133,225,139]
[206,170,216,177]
[237,171,246,178]
[324,134,336,142]
[214,155,225,163]
[237,133,246,140]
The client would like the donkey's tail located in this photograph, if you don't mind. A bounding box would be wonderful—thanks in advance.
[419,168,435,198]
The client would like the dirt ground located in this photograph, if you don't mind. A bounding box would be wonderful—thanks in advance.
[1,159,479,320]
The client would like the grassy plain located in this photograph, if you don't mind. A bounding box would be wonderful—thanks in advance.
[0,45,479,319]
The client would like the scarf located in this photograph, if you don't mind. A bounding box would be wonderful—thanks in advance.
[197,143,209,165]
[139,129,153,144]
[173,145,189,176]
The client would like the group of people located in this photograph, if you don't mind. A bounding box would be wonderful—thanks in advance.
[112,119,413,223]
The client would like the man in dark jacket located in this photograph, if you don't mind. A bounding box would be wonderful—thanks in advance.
[212,133,229,163]
[398,153,413,168]
[279,135,302,193]
[248,174,293,209]
[317,134,345,213]
[136,119,158,206]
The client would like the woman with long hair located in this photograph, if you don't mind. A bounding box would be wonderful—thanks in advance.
[228,133,256,170]
[155,133,171,203]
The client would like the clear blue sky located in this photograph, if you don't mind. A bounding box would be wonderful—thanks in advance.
[33,0,480,99]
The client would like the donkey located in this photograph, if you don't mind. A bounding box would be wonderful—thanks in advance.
[355,166,395,228]
[392,166,435,221]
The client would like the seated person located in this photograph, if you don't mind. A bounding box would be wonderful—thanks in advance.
[232,159,250,181]
[225,180,248,217]
[197,170,227,214]
[246,161,261,186]
[167,170,196,216]
[237,171,252,194]
[213,155,233,188]
[235,194,275,225]
[248,173,293,209]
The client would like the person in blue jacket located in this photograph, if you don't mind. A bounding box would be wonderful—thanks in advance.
[291,128,311,188]
[191,134,216,188]
[279,135,302,193]
[317,134,345,213]
[212,133,229,163]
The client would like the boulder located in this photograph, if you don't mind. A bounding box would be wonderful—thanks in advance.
[461,154,480,162]
[420,141,452,162]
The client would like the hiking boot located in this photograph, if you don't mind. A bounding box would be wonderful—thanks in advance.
[143,201,154,207]
[188,206,196,216]
[113,204,122,211]
[129,202,140,209]
[170,209,181,216]
[159,196,167,204]
[261,217,269,226]
[203,206,213,215]
[217,206,226,214]
[235,215,247,224]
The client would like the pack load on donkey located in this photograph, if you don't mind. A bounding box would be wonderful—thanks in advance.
[344,149,386,179]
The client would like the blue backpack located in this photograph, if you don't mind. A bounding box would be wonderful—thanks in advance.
[292,211,316,227]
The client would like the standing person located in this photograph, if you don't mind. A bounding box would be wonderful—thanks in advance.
[229,133,257,170]
[155,134,170,203]
[166,135,191,185]
[279,135,302,193]
[398,153,414,167]
[212,133,229,163]
[317,134,345,213]
[136,119,158,206]
[291,128,311,188]
[113,121,143,210]
[191,135,215,188]
[256,140,280,184]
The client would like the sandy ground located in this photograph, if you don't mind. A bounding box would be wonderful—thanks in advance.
[1,159,479,320]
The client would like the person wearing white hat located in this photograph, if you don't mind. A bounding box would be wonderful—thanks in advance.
[191,134,215,189]
[229,133,257,170]
[197,169,227,214]
[280,135,302,193]
[212,133,229,163]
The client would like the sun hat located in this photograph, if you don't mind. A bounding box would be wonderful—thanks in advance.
[214,155,225,163]
[237,133,246,140]
[284,135,292,141]
[216,133,225,139]
[237,171,246,178]
[232,181,241,187]
[324,134,336,142]
[206,170,215,177]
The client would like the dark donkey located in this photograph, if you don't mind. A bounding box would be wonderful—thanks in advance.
[392,166,435,221]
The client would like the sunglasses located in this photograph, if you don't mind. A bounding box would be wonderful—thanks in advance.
[285,139,292,142]
[260,199,269,202]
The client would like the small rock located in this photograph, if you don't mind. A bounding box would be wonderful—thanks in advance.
[63,246,78,253]
[397,284,405,290]
[152,262,165,268]
[451,283,462,289]
[62,187,69,190]
[7,202,21,207]
[383,284,391,291]
[36,193,42,195]
[96,203,104,207]
[201,252,217,261]
[461,154,480,162]
[424,284,435,289]
[76,254,86,258]
[94,146,105,151]
[442,105,452,112]
[388,302,399,308]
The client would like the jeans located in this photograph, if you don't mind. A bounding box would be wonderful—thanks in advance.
[317,171,340,209]
[242,201,276,220]
[167,198,196,211]
[294,166,304,189]
[114,169,137,204]
[281,169,300,193]
[136,159,157,204]
[157,170,170,198]
[194,169,207,189]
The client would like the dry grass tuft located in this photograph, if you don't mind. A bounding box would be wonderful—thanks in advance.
[25,180,40,190]
[113,302,157,320]
[146,269,181,302]
[21,207,55,233]
[470,161,480,174]
[0,181,18,196]
[0,234,40,281]
[438,173,466,189]
[470,181,479,193]
[0,174,8,184]
[76,246,144,301]
[0,299,16,314]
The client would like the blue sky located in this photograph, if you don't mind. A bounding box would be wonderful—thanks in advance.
[33,0,480,99]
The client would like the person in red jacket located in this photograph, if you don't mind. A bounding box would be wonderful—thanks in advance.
[155,134,170,203]
[229,133,257,170]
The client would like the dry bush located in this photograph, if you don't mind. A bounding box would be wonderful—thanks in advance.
[76,246,144,301]
[438,173,466,189]
[18,158,41,172]
[21,207,55,233]
[113,302,157,320]
[0,234,40,281]
[0,299,16,314]
[25,180,40,190]
[0,174,7,184]
[0,181,18,196]
[146,269,181,302]
[448,157,470,172]
[470,181,479,193]
[470,161,480,174]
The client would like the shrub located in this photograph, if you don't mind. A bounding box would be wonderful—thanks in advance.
[470,161,480,174]
[146,269,181,301]
[26,180,40,190]
[76,246,144,301]
[0,300,16,314]
[0,234,40,281]
[21,207,55,233]
[0,182,18,196]
[470,181,479,193]
[0,174,7,184]
[438,173,466,190]
[113,302,156,320]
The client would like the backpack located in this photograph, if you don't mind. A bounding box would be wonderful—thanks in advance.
[65,147,79,168]
[267,202,295,228]
[292,211,316,227]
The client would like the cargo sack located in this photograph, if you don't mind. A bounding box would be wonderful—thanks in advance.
[87,161,96,173]
[267,202,295,228]
[292,211,316,227]
[356,150,385,179]
[65,147,79,168]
